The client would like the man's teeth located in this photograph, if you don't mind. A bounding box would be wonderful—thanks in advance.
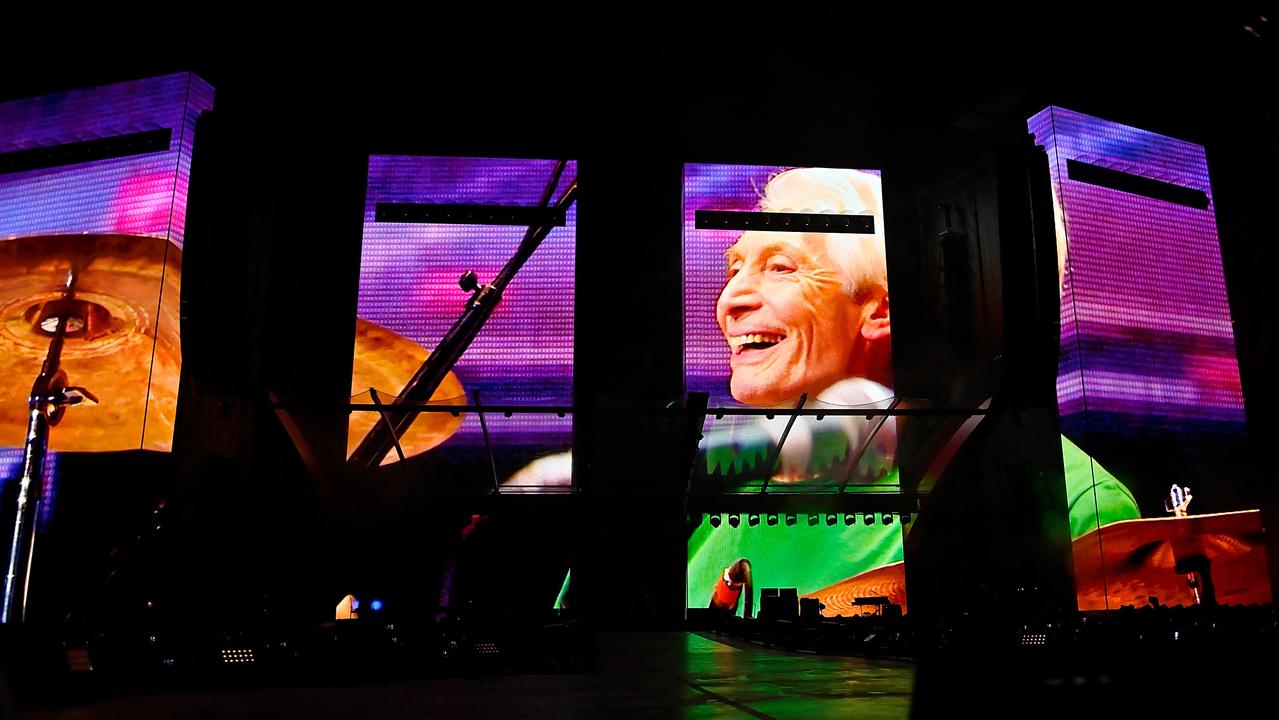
[729,333,785,353]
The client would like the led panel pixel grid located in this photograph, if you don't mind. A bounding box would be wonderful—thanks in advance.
[0,74,213,455]
[683,163,888,406]
[0,73,214,247]
[1028,107,1245,436]
[355,156,575,455]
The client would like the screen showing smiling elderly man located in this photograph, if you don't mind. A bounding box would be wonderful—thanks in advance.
[685,165,905,618]
[686,165,896,488]
[717,169,891,407]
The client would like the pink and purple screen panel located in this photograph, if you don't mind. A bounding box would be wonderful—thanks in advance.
[358,156,575,448]
[0,74,212,521]
[1028,107,1245,437]
[683,163,882,405]
[0,73,214,247]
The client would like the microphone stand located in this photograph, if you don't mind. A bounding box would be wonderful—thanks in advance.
[348,162,576,470]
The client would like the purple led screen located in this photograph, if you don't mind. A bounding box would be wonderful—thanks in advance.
[356,156,575,452]
[0,73,214,247]
[0,74,213,455]
[1028,107,1245,436]
[0,449,59,527]
[683,163,887,406]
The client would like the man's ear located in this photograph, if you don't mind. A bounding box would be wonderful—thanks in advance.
[860,290,890,341]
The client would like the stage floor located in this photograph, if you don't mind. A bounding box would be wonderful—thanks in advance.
[16,632,916,719]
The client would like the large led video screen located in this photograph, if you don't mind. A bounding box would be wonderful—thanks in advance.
[1029,107,1267,610]
[683,164,904,616]
[0,73,213,454]
[689,513,906,618]
[351,157,575,487]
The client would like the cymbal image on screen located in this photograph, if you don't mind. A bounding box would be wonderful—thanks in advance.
[0,234,181,453]
[1072,509,1271,609]
[809,561,908,616]
[347,317,466,465]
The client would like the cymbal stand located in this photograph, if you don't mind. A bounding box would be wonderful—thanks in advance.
[3,270,96,623]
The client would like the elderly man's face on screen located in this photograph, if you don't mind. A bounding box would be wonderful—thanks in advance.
[714,168,889,407]
[717,230,886,406]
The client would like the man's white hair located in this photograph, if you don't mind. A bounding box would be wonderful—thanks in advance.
[757,167,887,298]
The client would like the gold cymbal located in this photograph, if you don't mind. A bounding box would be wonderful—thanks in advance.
[808,561,908,616]
[0,234,180,453]
[347,317,466,465]
[1072,510,1271,609]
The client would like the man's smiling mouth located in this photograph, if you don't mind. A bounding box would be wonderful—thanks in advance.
[728,333,786,355]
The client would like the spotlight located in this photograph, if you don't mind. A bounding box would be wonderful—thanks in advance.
[370,599,384,612]
[825,513,837,526]
[863,513,875,525]
[709,514,722,528]
[728,513,740,528]
[807,513,819,527]
[882,513,893,524]
[844,513,856,525]
[748,513,760,527]
[785,513,797,527]
[767,513,778,526]
[899,513,911,525]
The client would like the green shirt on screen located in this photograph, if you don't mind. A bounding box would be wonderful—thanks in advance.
[687,436,1140,615]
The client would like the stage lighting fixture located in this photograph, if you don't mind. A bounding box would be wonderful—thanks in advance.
[220,648,255,665]
[370,599,384,612]
[709,513,722,528]
[767,513,778,526]
[807,513,819,527]
[882,513,893,524]
[844,513,856,525]
[748,513,760,527]
[899,513,911,525]
[863,513,875,525]
[825,513,837,526]
[728,513,740,528]
[785,513,797,526]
